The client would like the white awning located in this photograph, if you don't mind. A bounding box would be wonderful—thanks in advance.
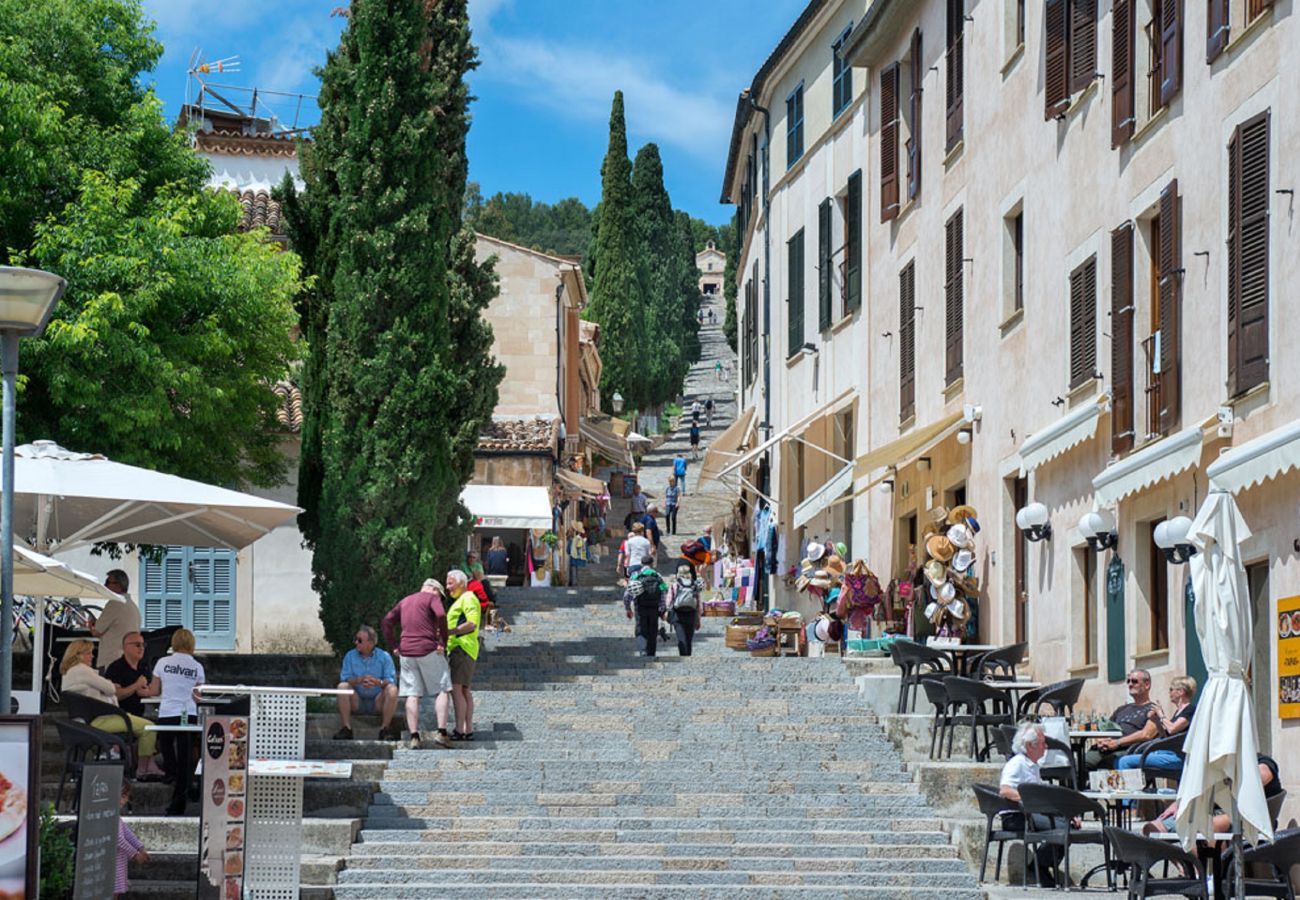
[579,418,634,469]
[853,411,965,482]
[716,388,857,480]
[1092,423,1205,506]
[699,407,757,484]
[792,462,854,529]
[461,484,553,530]
[1207,418,1300,494]
[1018,393,1109,474]
[555,469,608,500]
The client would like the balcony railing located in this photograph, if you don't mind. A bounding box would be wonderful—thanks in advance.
[1141,332,1164,441]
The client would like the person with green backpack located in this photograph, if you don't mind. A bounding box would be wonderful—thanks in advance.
[665,560,704,656]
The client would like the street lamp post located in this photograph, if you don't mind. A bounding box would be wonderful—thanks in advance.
[0,266,66,713]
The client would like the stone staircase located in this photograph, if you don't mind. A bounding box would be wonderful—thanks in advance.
[331,585,983,897]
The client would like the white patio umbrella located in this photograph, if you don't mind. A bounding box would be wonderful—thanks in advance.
[14,545,123,602]
[1174,489,1271,877]
[13,439,301,552]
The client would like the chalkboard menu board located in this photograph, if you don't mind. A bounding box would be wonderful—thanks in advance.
[1106,557,1127,684]
[73,763,123,900]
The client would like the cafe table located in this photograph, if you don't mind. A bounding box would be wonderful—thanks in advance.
[926,642,999,676]
[1069,730,1124,777]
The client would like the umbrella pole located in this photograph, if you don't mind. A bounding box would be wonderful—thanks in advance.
[1231,782,1244,900]
[0,333,18,714]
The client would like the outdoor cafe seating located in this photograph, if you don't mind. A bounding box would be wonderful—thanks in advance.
[1019,782,1114,891]
[972,782,1024,884]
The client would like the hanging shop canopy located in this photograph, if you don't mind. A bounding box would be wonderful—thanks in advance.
[1207,417,1300,494]
[715,389,858,480]
[699,407,757,484]
[852,411,966,487]
[555,469,608,500]
[792,462,854,529]
[579,418,635,469]
[1092,417,1215,506]
[1018,393,1110,475]
[461,484,553,530]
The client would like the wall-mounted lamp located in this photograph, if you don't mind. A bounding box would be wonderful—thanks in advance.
[611,391,625,414]
[1154,516,1197,564]
[956,428,972,445]
[1016,502,1052,542]
[917,456,931,472]
[801,342,819,354]
[879,479,894,493]
[1079,509,1118,552]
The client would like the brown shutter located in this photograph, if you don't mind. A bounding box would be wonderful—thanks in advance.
[945,209,964,384]
[1111,224,1136,455]
[1045,0,1071,118]
[1159,0,1182,107]
[900,263,916,422]
[946,0,964,149]
[1207,0,1229,62]
[1157,180,1182,432]
[880,63,901,223]
[1069,0,1098,94]
[907,28,923,200]
[1248,0,1274,19]
[1228,112,1271,396]
[1070,257,1098,389]
[1112,0,1135,147]
[818,198,832,330]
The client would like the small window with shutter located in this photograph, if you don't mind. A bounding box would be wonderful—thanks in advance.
[786,229,805,357]
[1112,0,1135,146]
[1069,256,1099,389]
[900,262,917,423]
[1227,111,1269,397]
[1045,0,1100,118]
[906,28,924,201]
[844,170,863,315]
[946,0,965,149]
[1111,223,1136,455]
[140,546,237,650]
[880,63,901,222]
[786,84,805,169]
[944,209,964,385]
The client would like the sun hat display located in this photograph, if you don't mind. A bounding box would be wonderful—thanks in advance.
[834,541,848,558]
[920,520,942,539]
[826,618,844,642]
[923,560,947,586]
[953,548,976,572]
[948,503,979,525]
[824,555,846,578]
[813,617,832,642]
[925,533,955,563]
[805,541,826,562]
[929,505,951,524]
[938,581,957,602]
[924,601,939,619]
[946,522,974,550]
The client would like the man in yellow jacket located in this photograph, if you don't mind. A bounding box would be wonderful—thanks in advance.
[445,569,482,741]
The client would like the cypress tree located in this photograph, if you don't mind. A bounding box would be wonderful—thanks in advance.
[630,143,683,406]
[586,92,649,410]
[722,212,739,352]
[674,209,703,367]
[289,0,500,651]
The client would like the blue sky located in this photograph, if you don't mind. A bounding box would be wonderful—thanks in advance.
[139,0,808,225]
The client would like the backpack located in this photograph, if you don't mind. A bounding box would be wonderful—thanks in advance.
[673,458,687,477]
[632,572,663,610]
[672,580,700,610]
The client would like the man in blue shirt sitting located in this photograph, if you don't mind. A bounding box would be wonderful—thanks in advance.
[335,624,400,740]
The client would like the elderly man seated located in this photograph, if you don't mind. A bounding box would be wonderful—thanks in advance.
[334,625,400,741]
[1001,721,1070,888]
[1085,668,1165,771]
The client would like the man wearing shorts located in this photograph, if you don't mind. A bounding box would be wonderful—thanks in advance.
[445,570,482,741]
[382,578,452,749]
[334,625,400,741]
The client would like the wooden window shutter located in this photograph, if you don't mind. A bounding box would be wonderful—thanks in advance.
[946,0,964,149]
[1045,0,1071,118]
[787,230,804,357]
[900,263,916,422]
[846,170,863,313]
[1159,0,1182,107]
[1110,224,1136,455]
[1207,0,1229,62]
[1228,112,1270,396]
[1157,179,1182,432]
[1112,0,1135,147]
[1069,0,1098,94]
[1248,0,1274,19]
[945,209,964,384]
[880,63,901,222]
[1069,256,1098,389]
[907,28,923,200]
[818,199,833,330]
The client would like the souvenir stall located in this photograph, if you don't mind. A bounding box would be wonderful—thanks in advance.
[915,504,981,643]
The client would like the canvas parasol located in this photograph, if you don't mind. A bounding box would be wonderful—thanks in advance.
[13,545,123,602]
[1175,489,1271,887]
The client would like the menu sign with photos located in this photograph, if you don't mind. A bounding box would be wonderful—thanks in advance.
[198,714,249,899]
[1277,595,1300,719]
[0,717,39,899]
[72,763,123,900]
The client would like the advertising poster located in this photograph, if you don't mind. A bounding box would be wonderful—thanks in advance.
[198,714,248,899]
[0,717,38,899]
[72,763,123,900]
[1277,595,1300,719]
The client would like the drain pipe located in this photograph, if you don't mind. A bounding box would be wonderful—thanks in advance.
[747,92,773,610]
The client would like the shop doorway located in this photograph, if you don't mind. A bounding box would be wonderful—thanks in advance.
[1247,561,1271,755]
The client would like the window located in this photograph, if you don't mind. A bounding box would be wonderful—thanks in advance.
[1146,519,1169,651]
[945,209,964,385]
[946,0,965,149]
[1112,0,1135,146]
[844,170,862,315]
[906,28,923,201]
[1044,0,1099,118]
[1154,180,1182,434]
[1207,0,1229,62]
[1111,222,1136,455]
[787,229,805,357]
[1069,255,1098,389]
[1074,545,1099,666]
[899,262,917,422]
[1012,211,1024,312]
[1146,0,1183,117]
[832,25,854,117]
[743,267,758,387]
[880,63,901,222]
[818,198,833,330]
[141,547,237,650]
[1012,476,1029,644]
[1228,111,1270,396]
[786,84,805,168]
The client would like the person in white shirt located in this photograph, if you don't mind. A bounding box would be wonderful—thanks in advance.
[624,523,652,580]
[90,569,140,670]
[59,639,165,777]
[1000,722,1068,888]
[149,628,205,815]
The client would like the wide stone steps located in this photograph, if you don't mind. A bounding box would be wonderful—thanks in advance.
[331,885,983,899]
[334,868,981,887]
[350,838,958,856]
[356,815,952,835]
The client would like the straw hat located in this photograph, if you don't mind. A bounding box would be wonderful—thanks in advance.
[925,533,955,563]
[928,506,951,524]
[920,521,942,539]
[824,555,846,578]
[923,560,947,587]
[946,523,974,550]
[947,504,979,526]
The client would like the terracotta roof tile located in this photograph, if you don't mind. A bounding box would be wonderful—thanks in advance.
[224,188,283,235]
[476,417,557,453]
[272,381,302,433]
[195,128,299,159]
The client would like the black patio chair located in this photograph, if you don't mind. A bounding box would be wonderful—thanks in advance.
[973,782,1024,883]
[1016,677,1085,719]
[1231,830,1300,900]
[1133,733,1186,789]
[63,691,138,776]
[970,642,1028,681]
[1042,735,1078,790]
[943,676,1015,760]
[921,679,957,759]
[1105,826,1207,898]
[891,639,953,714]
[52,719,129,812]
[993,724,1017,759]
[1018,782,1113,890]
[141,625,182,672]
[1269,789,1289,830]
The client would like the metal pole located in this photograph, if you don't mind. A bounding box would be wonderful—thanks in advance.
[0,331,18,714]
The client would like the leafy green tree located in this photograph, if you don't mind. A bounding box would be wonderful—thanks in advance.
[722,212,739,352]
[674,209,703,365]
[586,92,649,410]
[689,218,722,254]
[291,0,500,651]
[465,190,593,257]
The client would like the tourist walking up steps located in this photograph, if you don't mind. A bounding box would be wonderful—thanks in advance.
[673,454,689,494]
[689,422,701,460]
[664,475,681,535]
[445,570,480,742]
[666,560,704,656]
[382,579,452,749]
[624,557,667,657]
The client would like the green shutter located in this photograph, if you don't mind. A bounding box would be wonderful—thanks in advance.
[1106,557,1127,683]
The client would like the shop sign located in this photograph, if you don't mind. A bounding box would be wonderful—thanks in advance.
[198,714,248,898]
[1277,595,1300,719]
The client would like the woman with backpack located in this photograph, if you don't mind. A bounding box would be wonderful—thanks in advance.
[666,560,704,656]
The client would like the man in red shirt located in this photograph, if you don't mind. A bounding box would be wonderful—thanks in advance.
[382,579,452,749]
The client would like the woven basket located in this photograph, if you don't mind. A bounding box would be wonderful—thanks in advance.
[725,624,761,650]
[749,645,777,657]
[702,603,736,618]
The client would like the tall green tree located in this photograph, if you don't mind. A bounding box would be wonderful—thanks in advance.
[586,92,649,410]
[291,0,501,651]
[674,209,704,366]
[464,188,592,257]
[630,144,684,404]
[722,212,739,352]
